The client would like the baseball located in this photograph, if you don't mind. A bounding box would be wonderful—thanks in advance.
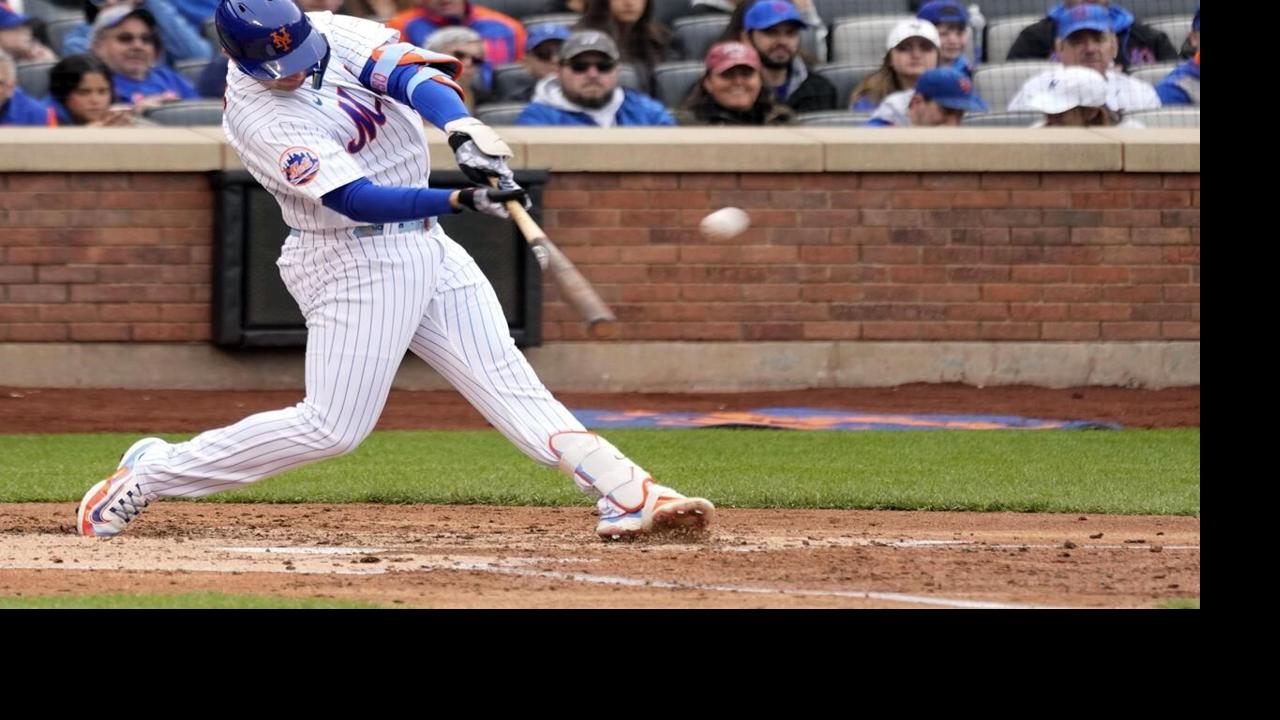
[699,207,751,240]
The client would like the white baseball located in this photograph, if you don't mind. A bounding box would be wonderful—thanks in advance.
[699,207,751,240]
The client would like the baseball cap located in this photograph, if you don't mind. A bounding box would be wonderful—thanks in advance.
[560,30,619,62]
[886,18,940,51]
[1020,66,1108,114]
[1056,4,1112,40]
[0,2,31,30]
[527,24,571,52]
[743,0,807,31]
[91,5,157,41]
[914,67,987,112]
[916,1,967,27]
[705,41,762,75]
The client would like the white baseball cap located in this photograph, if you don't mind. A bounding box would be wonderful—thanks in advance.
[1021,66,1108,114]
[886,18,940,51]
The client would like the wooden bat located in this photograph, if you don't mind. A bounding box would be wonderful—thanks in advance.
[489,180,617,339]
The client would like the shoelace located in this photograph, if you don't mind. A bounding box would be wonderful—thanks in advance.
[108,488,149,523]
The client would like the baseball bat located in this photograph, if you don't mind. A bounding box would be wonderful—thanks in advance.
[489,180,618,339]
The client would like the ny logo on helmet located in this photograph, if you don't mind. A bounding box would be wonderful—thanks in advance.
[271,27,292,51]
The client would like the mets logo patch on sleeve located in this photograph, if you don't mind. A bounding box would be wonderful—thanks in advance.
[280,146,321,186]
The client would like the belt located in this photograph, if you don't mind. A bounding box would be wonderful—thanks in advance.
[289,218,431,240]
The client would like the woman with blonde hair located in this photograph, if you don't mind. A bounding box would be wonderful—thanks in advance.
[848,18,940,111]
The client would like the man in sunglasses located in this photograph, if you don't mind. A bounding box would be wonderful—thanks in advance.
[89,5,197,108]
[425,25,490,111]
[61,0,213,63]
[515,30,673,126]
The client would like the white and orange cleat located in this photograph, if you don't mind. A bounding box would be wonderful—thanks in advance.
[77,437,167,538]
[549,431,714,541]
[594,480,715,541]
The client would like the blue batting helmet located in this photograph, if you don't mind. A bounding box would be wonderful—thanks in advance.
[214,0,330,87]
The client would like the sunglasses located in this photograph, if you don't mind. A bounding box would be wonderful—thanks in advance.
[565,59,617,73]
[113,32,157,46]
[452,51,484,63]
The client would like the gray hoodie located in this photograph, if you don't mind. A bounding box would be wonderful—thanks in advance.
[528,75,627,128]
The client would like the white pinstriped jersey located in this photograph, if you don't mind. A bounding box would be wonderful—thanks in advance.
[222,12,433,231]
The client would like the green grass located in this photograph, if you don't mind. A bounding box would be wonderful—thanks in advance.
[0,429,1200,515]
[0,592,381,609]
[1157,598,1201,609]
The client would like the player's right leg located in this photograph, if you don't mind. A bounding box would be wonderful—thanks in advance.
[407,233,713,540]
[78,231,443,538]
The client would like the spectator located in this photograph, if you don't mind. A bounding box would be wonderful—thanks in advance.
[1,48,57,125]
[63,0,213,62]
[916,0,973,77]
[1156,50,1197,107]
[90,5,198,108]
[578,0,673,94]
[737,0,834,113]
[515,29,674,126]
[718,0,826,63]
[1178,5,1198,59]
[191,0,344,99]
[1009,4,1159,115]
[848,18,939,111]
[48,53,138,125]
[344,0,416,19]
[425,25,489,111]
[865,66,985,127]
[388,0,525,66]
[499,24,570,102]
[1019,64,1141,127]
[690,0,740,15]
[1006,1,1176,70]
[0,2,58,63]
[679,40,793,125]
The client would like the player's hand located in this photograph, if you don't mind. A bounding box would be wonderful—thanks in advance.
[444,117,516,186]
[454,187,528,219]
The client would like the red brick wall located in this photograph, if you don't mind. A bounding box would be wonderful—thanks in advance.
[0,171,1200,344]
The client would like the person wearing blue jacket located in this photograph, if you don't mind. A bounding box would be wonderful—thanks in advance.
[1006,1,1177,70]
[1,49,57,125]
[62,0,213,62]
[515,30,674,127]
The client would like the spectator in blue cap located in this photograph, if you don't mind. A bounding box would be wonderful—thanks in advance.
[515,25,570,100]
[1009,5,1160,115]
[865,66,986,127]
[1157,9,1198,106]
[916,1,974,78]
[1,48,57,126]
[1007,1,1176,70]
[0,1,57,63]
[737,0,834,112]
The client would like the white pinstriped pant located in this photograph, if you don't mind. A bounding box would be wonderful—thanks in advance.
[133,223,585,499]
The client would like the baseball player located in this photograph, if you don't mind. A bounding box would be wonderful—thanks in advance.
[77,0,713,543]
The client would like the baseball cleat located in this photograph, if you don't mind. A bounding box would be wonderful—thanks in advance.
[77,437,167,538]
[595,479,715,541]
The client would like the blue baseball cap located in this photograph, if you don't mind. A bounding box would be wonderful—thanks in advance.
[0,1,32,30]
[914,67,987,112]
[744,0,807,31]
[917,1,967,27]
[526,24,570,52]
[1057,4,1112,39]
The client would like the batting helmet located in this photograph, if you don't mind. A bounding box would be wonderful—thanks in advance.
[214,0,330,88]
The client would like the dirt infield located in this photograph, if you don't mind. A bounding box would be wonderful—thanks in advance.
[0,384,1199,608]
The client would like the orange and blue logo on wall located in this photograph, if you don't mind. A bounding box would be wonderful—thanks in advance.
[270,27,293,51]
[279,146,320,186]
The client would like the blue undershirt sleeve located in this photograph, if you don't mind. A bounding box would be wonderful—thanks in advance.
[321,177,457,224]
[359,59,470,129]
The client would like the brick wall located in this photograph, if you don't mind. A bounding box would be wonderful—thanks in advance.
[0,170,1199,344]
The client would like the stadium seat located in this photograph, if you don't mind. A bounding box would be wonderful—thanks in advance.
[796,109,872,126]
[973,60,1053,111]
[16,60,56,99]
[1127,107,1199,128]
[475,101,529,125]
[959,110,1039,127]
[144,99,225,125]
[672,14,730,62]
[983,14,1039,63]
[813,62,880,107]
[652,60,704,107]
[829,14,913,65]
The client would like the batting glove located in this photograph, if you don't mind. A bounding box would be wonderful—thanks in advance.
[456,186,529,219]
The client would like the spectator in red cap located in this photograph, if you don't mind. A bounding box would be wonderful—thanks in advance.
[680,40,794,125]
